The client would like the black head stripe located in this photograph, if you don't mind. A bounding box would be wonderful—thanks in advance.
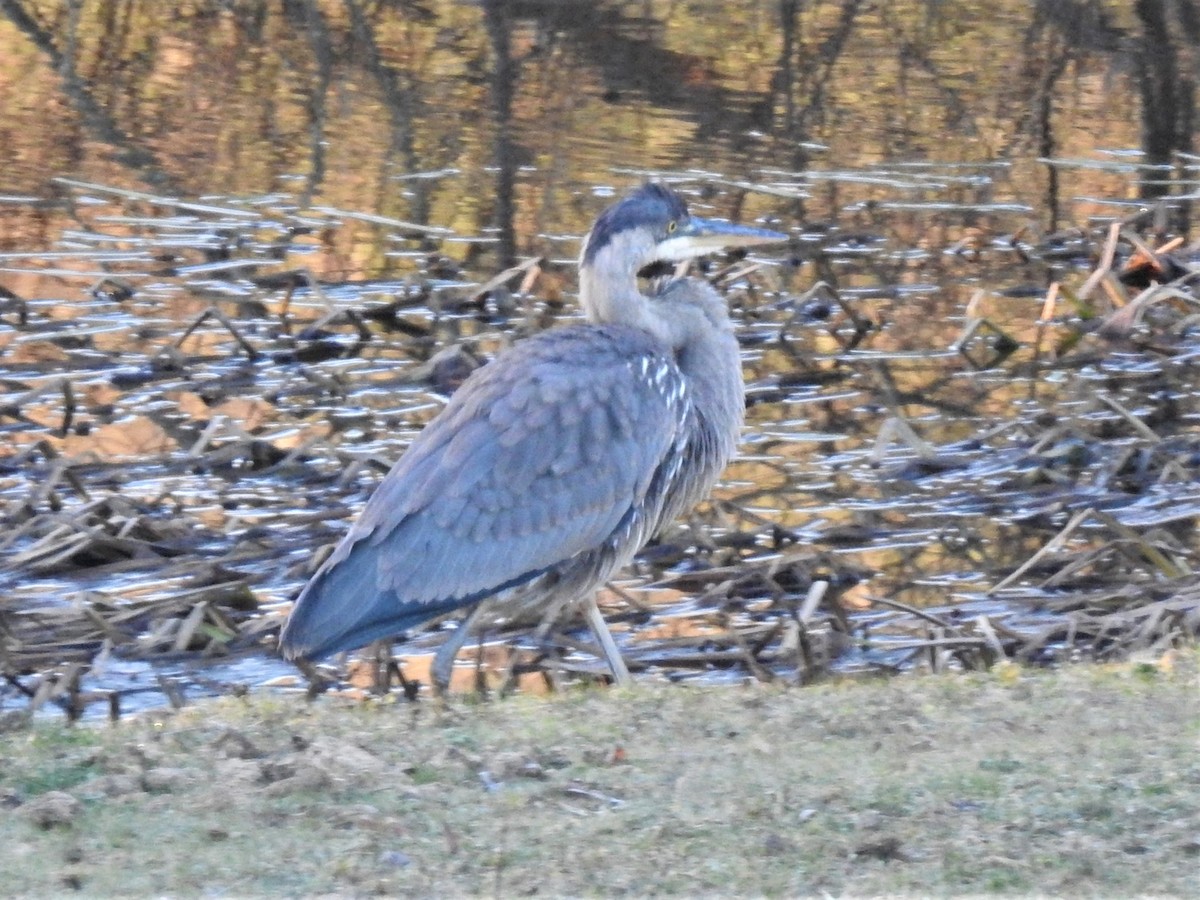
[583,183,690,265]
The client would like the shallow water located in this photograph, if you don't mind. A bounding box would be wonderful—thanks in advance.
[1,1,1197,718]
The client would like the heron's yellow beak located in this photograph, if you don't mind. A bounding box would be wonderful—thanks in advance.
[657,217,787,262]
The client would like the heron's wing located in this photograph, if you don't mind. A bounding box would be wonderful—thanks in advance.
[280,325,689,659]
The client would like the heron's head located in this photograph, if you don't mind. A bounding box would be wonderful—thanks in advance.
[580,183,787,275]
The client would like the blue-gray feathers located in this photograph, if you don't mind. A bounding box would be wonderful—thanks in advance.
[582,183,689,265]
[278,324,692,662]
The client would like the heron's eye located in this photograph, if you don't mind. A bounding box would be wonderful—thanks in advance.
[666,220,678,234]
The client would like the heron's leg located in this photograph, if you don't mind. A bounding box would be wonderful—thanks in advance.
[584,595,632,687]
[431,602,489,695]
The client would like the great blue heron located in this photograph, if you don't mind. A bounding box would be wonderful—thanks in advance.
[279,182,787,691]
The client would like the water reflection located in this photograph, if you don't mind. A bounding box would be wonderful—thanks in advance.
[2,2,1197,254]
[0,1,1198,717]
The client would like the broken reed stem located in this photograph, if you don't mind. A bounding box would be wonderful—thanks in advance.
[797,580,828,625]
[53,177,261,220]
[308,205,454,237]
[1120,228,1166,271]
[1030,281,1060,372]
[1089,509,1189,579]
[174,307,213,349]
[1095,393,1162,443]
[975,615,1009,661]
[1077,222,1121,301]
[468,256,543,304]
[728,620,775,683]
[871,415,936,465]
[1039,282,1060,323]
[867,594,958,630]
[990,506,1095,594]
[60,379,75,437]
[186,415,226,457]
[207,304,260,359]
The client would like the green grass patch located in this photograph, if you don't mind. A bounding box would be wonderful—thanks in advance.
[0,653,1196,896]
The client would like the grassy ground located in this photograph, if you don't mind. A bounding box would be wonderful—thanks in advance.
[2,654,1198,897]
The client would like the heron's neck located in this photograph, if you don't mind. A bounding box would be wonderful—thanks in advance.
[580,255,744,454]
[581,249,685,354]
[579,262,652,327]
[580,257,734,350]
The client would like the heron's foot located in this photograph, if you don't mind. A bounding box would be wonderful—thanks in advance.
[517,622,633,688]
[429,602,489,698]
[430,649,457,699]
[431,687,465,722]
[389,660,421,703]
[292,658,335,700]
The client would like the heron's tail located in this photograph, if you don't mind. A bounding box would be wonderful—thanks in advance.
[278,560,466,661]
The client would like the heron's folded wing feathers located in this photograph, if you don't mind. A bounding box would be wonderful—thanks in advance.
[311,326,687,610]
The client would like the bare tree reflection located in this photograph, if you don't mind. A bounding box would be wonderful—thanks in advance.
[1133,0,1197,230]
[483,0,518,268]
[290,0,335,207]
[510,1,775,159]
[0,0,175,189]
[774,0,863,174]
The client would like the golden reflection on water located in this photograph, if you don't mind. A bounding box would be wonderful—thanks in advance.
[0,1,1158,266]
